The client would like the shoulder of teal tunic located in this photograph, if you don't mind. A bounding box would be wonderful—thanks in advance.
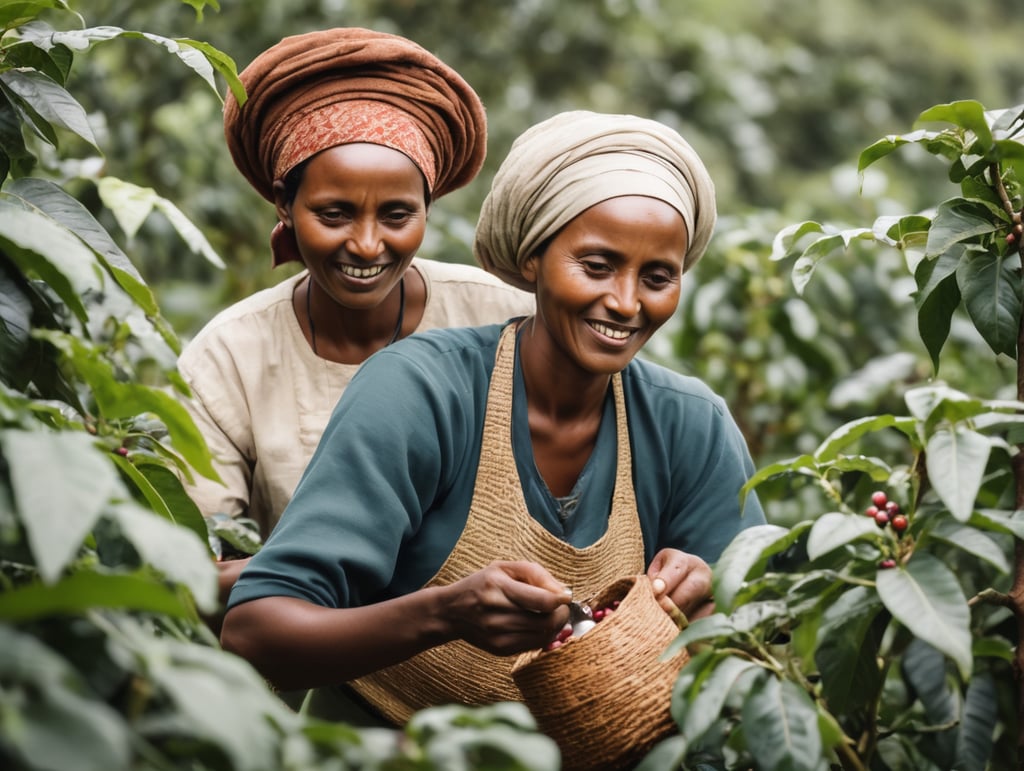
[227,326,765,613]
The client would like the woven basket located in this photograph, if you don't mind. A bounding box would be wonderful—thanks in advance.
[511,574,689,771]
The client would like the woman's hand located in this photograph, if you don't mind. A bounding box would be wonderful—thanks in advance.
[647,548,714,622]
[440,560,572,656]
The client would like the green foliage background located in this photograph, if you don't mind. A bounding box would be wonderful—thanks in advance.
[5,1,1024,768]
[66,0,1024,513]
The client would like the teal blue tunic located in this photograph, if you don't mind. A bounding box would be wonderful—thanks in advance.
[229,323,765,611]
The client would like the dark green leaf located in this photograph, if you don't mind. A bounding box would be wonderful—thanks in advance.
[955,672,998,771]
[7,177,158,315]
[2,41,72,84]
[957,250,1022,358]
[0,69,98,150]
[876,553,972,678]
[925,199,1000,259]
[0,201,97,325]
[816,586,885,715]
[913,246,966,371]
[741,674,824,771]
[901,639,958,765]
[0,570,195,620]
[0,259,33,383]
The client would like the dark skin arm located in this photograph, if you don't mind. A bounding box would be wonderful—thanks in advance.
[220,560,572,691]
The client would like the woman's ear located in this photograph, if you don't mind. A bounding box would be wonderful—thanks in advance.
[272,180,293,228]
[520,253,539,285]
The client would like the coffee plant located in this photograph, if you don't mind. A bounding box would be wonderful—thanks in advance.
[643,101,1024,770]
[0,2,559,769]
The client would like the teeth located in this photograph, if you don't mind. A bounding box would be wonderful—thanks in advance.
[340,264,386,278]
[591,322,632,340]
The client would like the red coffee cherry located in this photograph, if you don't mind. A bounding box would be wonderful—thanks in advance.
[891,514,908,533]
[871,491,888,507]
[874,510,890,528]
[865,505,879,518]
[878,559,897,569]
[115,446,129,457]
[885,501,900,516]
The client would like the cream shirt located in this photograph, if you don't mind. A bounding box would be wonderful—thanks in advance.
[177,258,535,536]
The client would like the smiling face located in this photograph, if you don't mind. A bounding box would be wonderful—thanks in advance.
[274,143,428,311]
[521,196,688,376]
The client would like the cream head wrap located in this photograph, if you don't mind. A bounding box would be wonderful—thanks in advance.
[474,111,716,292]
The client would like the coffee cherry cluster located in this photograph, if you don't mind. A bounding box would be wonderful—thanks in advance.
[1007,212,1023,247]
[543,601,620,652]
[864,490,907,534]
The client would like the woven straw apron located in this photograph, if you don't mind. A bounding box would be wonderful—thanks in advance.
[349,322,645,724]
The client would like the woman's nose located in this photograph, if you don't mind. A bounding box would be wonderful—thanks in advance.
[345,218,383,259]
[606,278,641,318]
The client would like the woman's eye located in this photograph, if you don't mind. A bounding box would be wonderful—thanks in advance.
[383,210,414,225]
[582,259,611,273]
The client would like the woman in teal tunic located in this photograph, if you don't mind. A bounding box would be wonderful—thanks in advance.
[221,110,766,723]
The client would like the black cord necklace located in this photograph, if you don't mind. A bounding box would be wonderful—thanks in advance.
[306,275,406,357]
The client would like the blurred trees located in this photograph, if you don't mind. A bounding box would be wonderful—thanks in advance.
[60,0,1024,515]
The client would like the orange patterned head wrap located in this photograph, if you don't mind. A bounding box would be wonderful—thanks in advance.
[224,27,487,266]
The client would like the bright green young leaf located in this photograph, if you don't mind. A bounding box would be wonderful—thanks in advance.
[0,625,130,771]
[926,426,990,521]
[814,414,912,462]
[925,200,1000,259]
[0,68,98,150]
[876,553,972,679]
[806,512,880,561]
[904,384,992,430]
[177,37,246,106]
[106,502,216,614]
[713,524,792,613]
[789,228,874,295]
[2,429,120,584]
[97,177,225,268]
[667,612,737,654]
[770,220,826,261]
[955,672,998,771]
[957,250,1022,358]
[815,587,885,716]
[918,100,994,154]
[741,454,816,497]
[741,675,824,771]
[858,129,937,172]
[0,2,74,29]
[928,519,1010,574]
[0,570,196,620]
[878,213,931,250]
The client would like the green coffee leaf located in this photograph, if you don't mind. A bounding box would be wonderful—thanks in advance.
[876,553,972,679]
